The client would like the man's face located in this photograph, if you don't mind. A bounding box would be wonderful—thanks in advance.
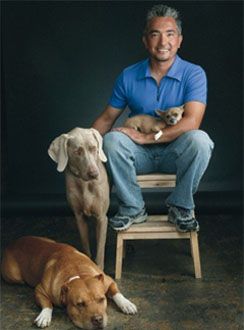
[143,16,183,63]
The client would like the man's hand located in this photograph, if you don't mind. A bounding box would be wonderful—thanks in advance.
[112,127,154,144]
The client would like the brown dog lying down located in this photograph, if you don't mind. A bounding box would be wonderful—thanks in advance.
[124,106,184,140]
[1,236,137,329]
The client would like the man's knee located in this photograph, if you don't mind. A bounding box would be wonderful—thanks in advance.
[103,131,133,156]
[183,130,214,156]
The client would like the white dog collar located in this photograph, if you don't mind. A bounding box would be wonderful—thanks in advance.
[67,275,80,283]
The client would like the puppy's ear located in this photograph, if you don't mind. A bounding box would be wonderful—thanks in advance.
[90,128,107,163]
[178,105,184,114]
[60,284,69,305]
[155,109,166,119]
[48,134,69,172]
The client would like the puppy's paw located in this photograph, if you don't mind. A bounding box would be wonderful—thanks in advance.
[113,293,137,314]
[34,308,53,328]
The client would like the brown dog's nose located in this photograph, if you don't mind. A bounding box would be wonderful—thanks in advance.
[91,315,103,327]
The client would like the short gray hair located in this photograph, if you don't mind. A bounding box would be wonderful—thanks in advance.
[144,4,182,35]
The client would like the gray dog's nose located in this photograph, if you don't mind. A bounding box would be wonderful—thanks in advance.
[88,168,99,179]
[91,315,103,327]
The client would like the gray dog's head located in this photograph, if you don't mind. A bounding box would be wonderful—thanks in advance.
[48,128,107,181]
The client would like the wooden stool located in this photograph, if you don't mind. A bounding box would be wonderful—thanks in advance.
[115,174,202,279]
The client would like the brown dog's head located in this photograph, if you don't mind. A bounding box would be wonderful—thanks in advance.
[61,274,108,329]
[156,106,184,126]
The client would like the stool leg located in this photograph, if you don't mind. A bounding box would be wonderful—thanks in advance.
[190,231,202,279]
[123,241,126,259]
[115,234,124,279]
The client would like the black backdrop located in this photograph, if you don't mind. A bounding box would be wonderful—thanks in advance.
[1,1,243,214]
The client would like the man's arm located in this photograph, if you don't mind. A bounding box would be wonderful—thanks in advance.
[114,101,206,144]
[92,105,123,136]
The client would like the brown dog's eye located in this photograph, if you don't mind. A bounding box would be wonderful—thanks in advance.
[98,297,105,304]
[77,301,86,308]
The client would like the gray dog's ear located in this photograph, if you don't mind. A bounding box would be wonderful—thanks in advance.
[90,128,107,163]
[48,133,69,172]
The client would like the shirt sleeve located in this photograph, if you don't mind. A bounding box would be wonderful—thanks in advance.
[183,66,207,105]
[108,71,128,110]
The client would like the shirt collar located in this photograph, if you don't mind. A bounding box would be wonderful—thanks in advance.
[138,55,183,81]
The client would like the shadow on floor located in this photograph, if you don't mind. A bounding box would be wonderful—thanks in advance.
[1,213,243,329]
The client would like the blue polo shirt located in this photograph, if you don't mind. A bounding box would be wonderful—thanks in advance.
[108,55,207,117]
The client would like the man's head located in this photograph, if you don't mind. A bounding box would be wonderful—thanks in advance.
[144,4,182,35]
[143,4,183,63]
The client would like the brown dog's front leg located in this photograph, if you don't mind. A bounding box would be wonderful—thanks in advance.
[105,277,137,315]
[75,213,92,258]
[95,216,108,270]
[34,283,53,328]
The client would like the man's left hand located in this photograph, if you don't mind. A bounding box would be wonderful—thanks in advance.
[112,127,154,144]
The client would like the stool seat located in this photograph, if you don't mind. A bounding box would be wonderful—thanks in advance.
[115,174,202,279]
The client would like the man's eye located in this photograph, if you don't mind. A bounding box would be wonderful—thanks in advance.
[150,32,159,38]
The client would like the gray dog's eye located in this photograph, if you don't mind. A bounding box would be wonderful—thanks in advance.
[89,146,97,152]
[74,147,84,155]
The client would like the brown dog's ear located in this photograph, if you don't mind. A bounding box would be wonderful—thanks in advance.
[95,273,104,282]
[60,284,69,305]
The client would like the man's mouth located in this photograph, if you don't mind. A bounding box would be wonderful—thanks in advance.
[157,49,169,53]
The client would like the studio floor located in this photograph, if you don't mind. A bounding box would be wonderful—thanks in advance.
[1,213,243,330]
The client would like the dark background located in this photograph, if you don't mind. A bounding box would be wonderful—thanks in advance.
[1,1,243,215]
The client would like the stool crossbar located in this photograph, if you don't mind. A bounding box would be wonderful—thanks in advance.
[115,174,202,279]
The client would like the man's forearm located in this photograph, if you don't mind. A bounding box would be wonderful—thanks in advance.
[92,119,112,136]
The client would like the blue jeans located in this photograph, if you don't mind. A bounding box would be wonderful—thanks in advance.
[103,130,214,216]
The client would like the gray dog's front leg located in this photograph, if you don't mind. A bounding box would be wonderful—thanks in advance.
[75,213,92,259]
[95,216,108,270]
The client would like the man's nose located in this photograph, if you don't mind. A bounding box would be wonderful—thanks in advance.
[158,34,167,46]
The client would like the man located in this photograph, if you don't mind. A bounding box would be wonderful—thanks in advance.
[92,4,214,232]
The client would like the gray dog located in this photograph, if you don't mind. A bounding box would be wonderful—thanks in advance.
[48,127,109,270]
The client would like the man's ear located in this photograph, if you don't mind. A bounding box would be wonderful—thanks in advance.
[142,35,148,49]
[178,34,183,49]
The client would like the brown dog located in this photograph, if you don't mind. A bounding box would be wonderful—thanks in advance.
[1,236,137,329]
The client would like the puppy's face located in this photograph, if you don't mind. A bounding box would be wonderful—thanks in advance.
[62,275,108,329]
[156,106,184,126]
